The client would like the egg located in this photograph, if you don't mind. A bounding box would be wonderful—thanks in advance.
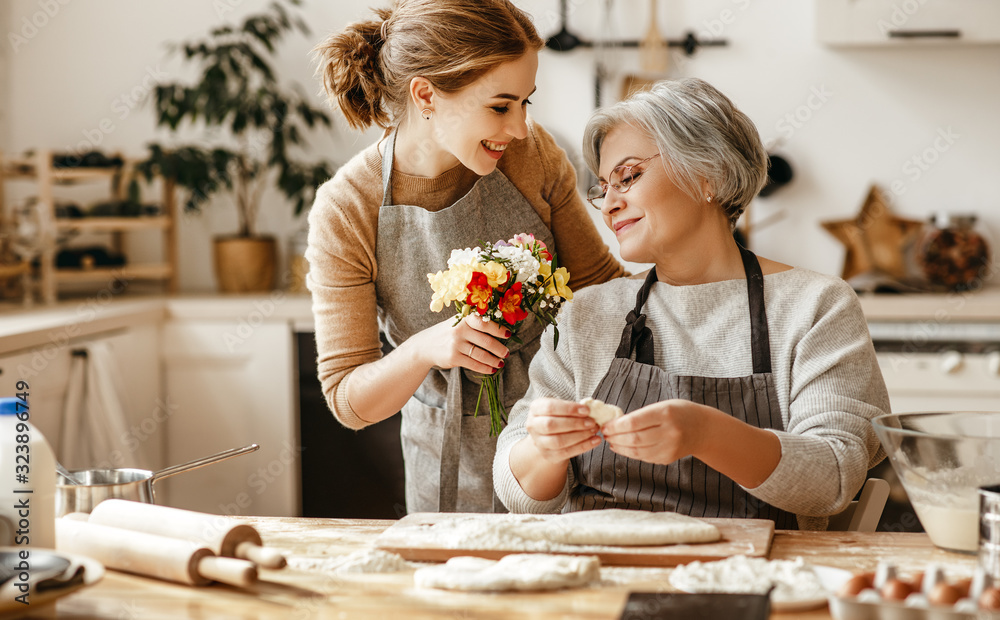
[928,582,962,606]
[908,570,924,592]
[952,577,972,599]
[980,587,1000,611]
[881,578,914,601]
[838,573,875,597]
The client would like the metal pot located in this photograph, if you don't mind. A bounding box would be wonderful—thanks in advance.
[55,444,259,517]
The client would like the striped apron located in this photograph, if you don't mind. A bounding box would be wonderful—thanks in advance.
[374,127,554,514]
[569,245,798,529]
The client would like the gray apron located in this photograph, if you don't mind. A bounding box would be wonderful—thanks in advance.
[374,128,555,514]
[570,245,798,529]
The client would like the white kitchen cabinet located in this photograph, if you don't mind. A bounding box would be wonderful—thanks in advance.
[0,324,163,470]
[817,0,1000,45]
[160,319,298,517]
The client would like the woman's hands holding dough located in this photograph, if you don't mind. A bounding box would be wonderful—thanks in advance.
[600,400,782,489]
[524,398,600,465]
[601,399,705,466]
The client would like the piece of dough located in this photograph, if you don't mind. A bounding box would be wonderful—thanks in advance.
[580,397,623,425]
[413,553,600,591]
[669,556,826,607]
[515,509,721,546]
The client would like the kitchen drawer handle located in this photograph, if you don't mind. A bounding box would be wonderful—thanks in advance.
[887,29,961,39]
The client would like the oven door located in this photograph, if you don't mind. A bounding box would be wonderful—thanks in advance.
[876,349,1000,413]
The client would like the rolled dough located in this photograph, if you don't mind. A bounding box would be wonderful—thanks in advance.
[515,509,721,546]
[581,397,623,426]
[413,553,600,591]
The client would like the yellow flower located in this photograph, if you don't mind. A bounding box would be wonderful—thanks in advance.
[428,264,474,312]
[544,266,573,300]
[478,261,509,288]
[538,262,551,279]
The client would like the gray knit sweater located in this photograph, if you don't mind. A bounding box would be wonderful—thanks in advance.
[492,268,890,529]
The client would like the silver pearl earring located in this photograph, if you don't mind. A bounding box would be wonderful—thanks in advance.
[421,108,433,121]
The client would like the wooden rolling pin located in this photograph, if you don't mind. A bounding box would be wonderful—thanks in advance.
[56,518,257,588]
[87,499,287,568]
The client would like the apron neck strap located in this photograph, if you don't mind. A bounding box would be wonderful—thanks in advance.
[614,267,659,365]
[380,126,398,207]
[739,243,772,374]
[614,245,772,374]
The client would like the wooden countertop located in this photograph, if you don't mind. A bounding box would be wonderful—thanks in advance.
[38,517,977,620]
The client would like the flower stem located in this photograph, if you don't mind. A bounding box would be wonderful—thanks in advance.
[474,372,507,437]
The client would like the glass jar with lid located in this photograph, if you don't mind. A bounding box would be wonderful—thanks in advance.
[915,212,991,291]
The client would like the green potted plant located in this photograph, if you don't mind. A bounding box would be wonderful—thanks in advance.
[134,0,334,292]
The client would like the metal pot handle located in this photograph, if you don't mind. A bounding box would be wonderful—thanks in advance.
[150,444,260,483]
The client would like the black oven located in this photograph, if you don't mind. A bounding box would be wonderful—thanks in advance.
[296,332,406,519]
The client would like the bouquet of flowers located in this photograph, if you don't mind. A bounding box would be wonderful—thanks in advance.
[428,233,573,436]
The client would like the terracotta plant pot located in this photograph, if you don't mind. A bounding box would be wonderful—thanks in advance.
[212,235,277,292]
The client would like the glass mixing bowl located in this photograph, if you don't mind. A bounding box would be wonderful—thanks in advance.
[872,411,1000,553]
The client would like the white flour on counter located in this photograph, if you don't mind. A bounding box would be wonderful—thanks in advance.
[669,555,825,604]
[599,566,673,586]
[288,548,414,574]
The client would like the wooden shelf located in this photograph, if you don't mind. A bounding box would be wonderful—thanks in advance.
[0,149,178,303]
[2,161,122,182]
[54,263,173,283]
[56,216,171,231]
[0,262,29,279]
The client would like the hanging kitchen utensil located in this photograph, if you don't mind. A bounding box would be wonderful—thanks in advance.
[640,0,669,73]
[758,154,794,197]
[545,0,583,52]
[55,443,260,517]
[593,0,619,108]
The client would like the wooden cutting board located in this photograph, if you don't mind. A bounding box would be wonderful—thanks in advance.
[373,513,774,567]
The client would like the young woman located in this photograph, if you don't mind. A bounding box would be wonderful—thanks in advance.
[308,0,624,514]
[494,78,889,530]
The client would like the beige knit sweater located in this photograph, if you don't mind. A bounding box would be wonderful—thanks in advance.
[305,119,625,427]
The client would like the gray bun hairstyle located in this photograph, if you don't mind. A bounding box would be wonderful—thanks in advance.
[582,78,768,230]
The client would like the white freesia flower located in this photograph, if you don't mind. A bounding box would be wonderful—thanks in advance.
[495,245,540,283]
[447,248,482,268]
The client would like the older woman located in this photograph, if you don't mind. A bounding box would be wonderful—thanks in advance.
[493,78,889,530]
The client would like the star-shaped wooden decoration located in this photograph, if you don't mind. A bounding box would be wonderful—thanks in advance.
[821,185,925,281]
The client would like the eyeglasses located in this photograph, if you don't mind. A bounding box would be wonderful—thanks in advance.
[587,153,661,209]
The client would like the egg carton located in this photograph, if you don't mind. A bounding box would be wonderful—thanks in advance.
[830,562,1000,620]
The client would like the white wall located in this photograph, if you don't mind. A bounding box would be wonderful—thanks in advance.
[3,0,999,289]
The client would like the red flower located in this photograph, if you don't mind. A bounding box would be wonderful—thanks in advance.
[536,240,552,261]
[498,282,528,324]
[466,271,492,314]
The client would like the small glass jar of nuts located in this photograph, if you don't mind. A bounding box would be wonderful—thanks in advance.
[915,212,991,292]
